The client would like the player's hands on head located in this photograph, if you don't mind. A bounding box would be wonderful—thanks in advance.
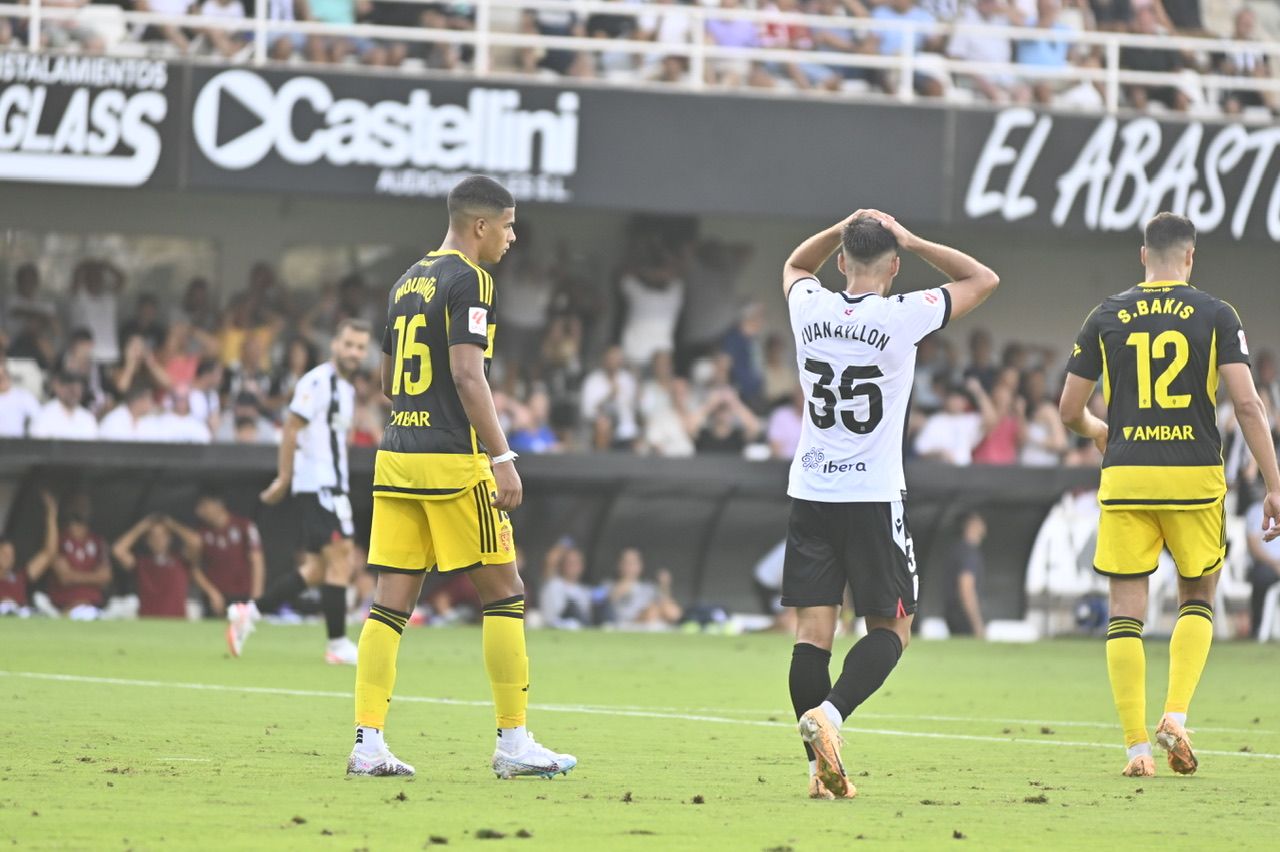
[259,477,289,506]
[1262,492,1280,542]
[492,460,523,511]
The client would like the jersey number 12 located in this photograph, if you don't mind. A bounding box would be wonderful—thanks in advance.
[805,359,884,434]
[1125,330,1190,409]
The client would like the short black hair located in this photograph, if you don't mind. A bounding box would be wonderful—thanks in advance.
[195,486,225,506]
[842,216,898,264]
[195,356,221,378]
[1144,212,1196,254]
[336,317,372,337]
[447,175,515,223]
[69,327,94,345]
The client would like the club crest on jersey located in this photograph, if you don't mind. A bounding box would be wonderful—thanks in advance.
[801,448,825,470]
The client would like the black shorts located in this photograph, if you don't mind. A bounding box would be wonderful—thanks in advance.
[299,490,354,554]
[781,498,918,618]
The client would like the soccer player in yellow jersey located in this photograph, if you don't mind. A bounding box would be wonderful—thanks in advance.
[1060,212,1280,778]
[347,176,576,779]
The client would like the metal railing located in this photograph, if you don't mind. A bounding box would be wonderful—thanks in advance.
[4,0,1280,114]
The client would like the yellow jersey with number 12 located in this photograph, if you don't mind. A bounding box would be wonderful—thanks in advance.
[1066,281,1249,511]
[374,250,497,500]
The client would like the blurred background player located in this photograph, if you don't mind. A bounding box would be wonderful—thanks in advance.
[191,489,264,617]
[228,319,373,664]
[0,491,60,617]
[781,210,999,800]
[1060,212,1280,778]
[348,176,576,780]
[44,493,112,618]
[944,511,988,638]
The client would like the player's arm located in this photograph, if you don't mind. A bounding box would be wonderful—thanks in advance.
[452,343,522,511]
[261,412,305,505]
[868,213,999,321]
[190,567,226,616]
[782,211,865,298]
[111,515,155,571]
[248,536,265,600]
[1058,374,1108,454]
[163,516,204,564]
[1221,362,1280,541]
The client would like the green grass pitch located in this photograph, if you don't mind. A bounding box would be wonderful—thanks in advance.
[2,620,1278,850]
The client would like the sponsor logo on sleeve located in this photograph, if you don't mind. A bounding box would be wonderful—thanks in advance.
[469,308,488,336]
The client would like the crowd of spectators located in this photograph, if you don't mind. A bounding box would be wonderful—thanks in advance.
[3,1,1275,115]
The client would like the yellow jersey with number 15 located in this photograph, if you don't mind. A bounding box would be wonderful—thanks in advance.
[373,250,497,500]
[1066,281,1249,511]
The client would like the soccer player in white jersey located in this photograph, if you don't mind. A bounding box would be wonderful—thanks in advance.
[227,319,373,664]
[782,211,999,800]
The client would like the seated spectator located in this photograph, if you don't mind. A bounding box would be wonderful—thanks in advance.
[7,310,56,372]
[913,381,988,465]
[1121,4,1190,111]
[151,392,213,444]
[1054,50,1106,110]
[521,7,591,77]
[1216,8,1274,116]
[192,489,264,615]
[5,263,58,343]
[266,338,317,416]
[721,302,766,411]
[944,511,988,637]
[692,385,763,455]
[1089,0,1131,33]
[1020,367,1068,465]
[109,333,171,402]
[798,0,869,92]
[176,276,219,334]
[120,293,167,353]
[45,497,111,616]
[767,388,804,460]
[1247,498,1280,638]
[761,333,798,409]
[41,0,108,53]
[112,515,200,618]
[159,322,203,391]
[1015,0,1083,105]
[863,0,946,97]
[134,0,197,54]
[587,0,639,77]
[200,0,249,58]
[509,389,562,454]
[705,0,769,88]
[962,328,998,391]
[55,329,108,414]
[217,394,276,443]
[189,356,224,434]
[581,345,640,451]
[638,350,695,457]
[638,0,695,83]
[601,548,682,628]
[99,385,163,442]
[0,357,40,438]
[305,0,372,64]
[539,539,594,629]
[421,571,483,625]
[30,371,98,440]
[949,0,1018,103]
[972,369,1025,464]
[0,491,59,616]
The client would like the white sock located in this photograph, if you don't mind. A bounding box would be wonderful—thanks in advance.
[497,725,531,753]
[327,637,346,650]
[355,726,384,755]
[1126,741,1152,760]
[1167,712,1187,728]
[819,701,843,731]
[808,759,818,778]
[245,600,261,620]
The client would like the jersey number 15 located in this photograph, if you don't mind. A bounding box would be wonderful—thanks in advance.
[805,359,884,435]
[391,314,433,396]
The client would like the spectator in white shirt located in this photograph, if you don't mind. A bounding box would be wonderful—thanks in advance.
[948,0,1018,103]
[913,381,990,465]
[617,253,685,369]
[201,0,248,58]
[152,392,213,444]
[581,345,640,451]
[188,357,224,434]
[0,359,40,438]
[638,0,694,82]
[99,386,162,442]
[30,372,99,441]
[638,350,695,457]
[67,259,125,365]
[539,540,595,629]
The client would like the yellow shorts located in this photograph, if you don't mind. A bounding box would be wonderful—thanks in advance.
[1093,502,1226,579]
[367,479,515,574]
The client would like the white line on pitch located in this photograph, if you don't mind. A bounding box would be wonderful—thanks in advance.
[4,670,1277,762]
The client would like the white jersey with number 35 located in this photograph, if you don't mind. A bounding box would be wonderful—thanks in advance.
[786,278,951,503]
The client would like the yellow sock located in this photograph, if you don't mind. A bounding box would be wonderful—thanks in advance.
[1106,616,1148,748]
[482,595,528,728]
[1166,599,1214,715]
[354,604,408,729]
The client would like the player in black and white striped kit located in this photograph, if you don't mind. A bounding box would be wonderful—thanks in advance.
[227,318,373,664]
[781,211,1000,800]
